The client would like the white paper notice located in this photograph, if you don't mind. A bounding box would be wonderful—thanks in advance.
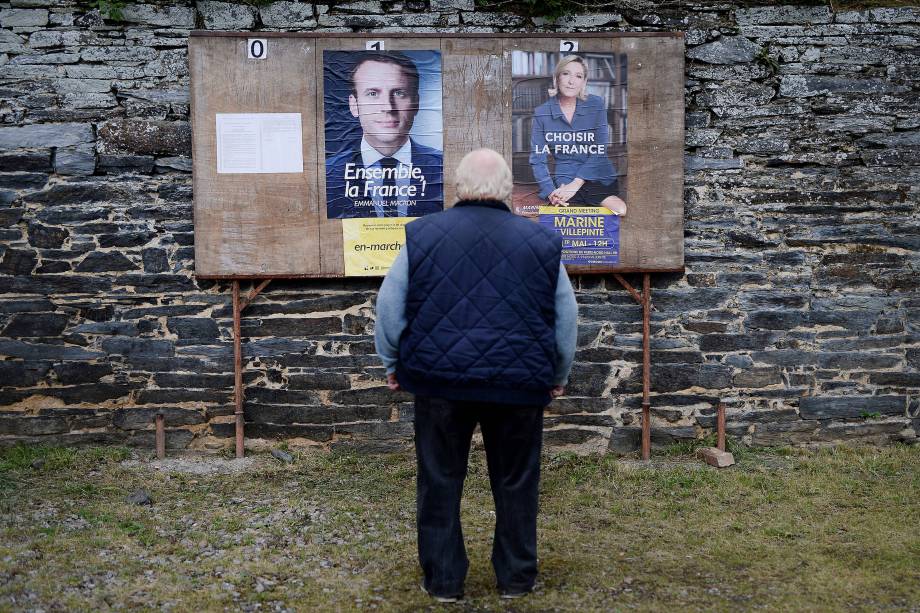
[216,113,303,174]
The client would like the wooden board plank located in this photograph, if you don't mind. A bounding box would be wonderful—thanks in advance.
[620,35,685,271]
[442,38,505,206]
[191,36,318,277]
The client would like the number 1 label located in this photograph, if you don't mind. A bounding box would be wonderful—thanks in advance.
[366,40,385,51]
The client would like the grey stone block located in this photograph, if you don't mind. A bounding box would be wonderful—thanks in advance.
[698,83,774,108]
[166,317,221,341]
[0,30,28,54]
[260,2,316,27]
[143,49,189,79]
[286,372,351,391]
[52,362,112,384]
[129,428,194,449]
[80,46,159,64]
[554,12,621,28]
[1,313,69,337]
[814,421,909,443]
[100,337,175,358]
[0,339,103,360]
[244,403,389,424]
[752,420,819,446]
[0,123,93,149]
[331,386,411,405]
[198,1,257,30]
[779,75,909,98]
[62,92,117,109]
[687,36,760,65]
[544,427,604,447]
[735,6,832,25]
[0,361,49,386]
[799,395,905,420]
[97,120,191,156]
[113,407,205,430]
[155,157,192,173]
[607,426,640,455]
[432,0,474,10]
[0,415,69,436]
[732,367,782,388]
[869,8,920,23]
[239,316,342,337]
[141,248,169,273]
[0,8,49,27]
[120,4,196,27]
[75,252,139,272]
[0,248,37,275]
[213,422,332,441]
[54,145,96,176]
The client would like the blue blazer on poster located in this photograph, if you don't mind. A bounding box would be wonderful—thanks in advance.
[325,140,444,219]
[529,94,618,201]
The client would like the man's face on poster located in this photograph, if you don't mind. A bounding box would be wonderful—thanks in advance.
[348,60,418,155]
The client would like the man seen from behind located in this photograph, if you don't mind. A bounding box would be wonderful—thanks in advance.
[374,148,578,602]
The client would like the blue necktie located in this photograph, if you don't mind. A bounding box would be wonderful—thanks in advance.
[380,157,397,217]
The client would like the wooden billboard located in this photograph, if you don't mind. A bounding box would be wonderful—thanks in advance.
[190,32,684,278]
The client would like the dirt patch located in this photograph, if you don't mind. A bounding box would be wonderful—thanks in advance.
[120,451,272,475]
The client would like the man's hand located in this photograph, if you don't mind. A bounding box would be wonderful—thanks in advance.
[386,372,401,391]
[550,385,564,398]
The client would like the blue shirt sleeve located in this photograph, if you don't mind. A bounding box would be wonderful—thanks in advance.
[374,247,409,375]
[554,263,578,386]
[529,112,556,200]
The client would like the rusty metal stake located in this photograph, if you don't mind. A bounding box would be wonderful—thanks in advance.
[612,273,654,461]
[233,280,244,459]
[155,412,165,459]
[717,402,726,452]
[641,273,651,461]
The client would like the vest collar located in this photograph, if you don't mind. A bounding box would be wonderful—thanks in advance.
[454,199,511,212]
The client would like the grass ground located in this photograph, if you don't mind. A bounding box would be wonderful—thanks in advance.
[1,442,918,612]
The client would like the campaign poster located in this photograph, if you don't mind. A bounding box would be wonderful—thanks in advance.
[342,217,412,276]
[323,50,444,220]
[538,207,619,266]
[511,50,628,266]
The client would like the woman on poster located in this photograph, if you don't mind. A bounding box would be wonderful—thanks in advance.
[529,55,627,215]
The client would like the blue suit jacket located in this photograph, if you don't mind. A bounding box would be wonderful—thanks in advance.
[325,139,444,219]
[529,94,617,200]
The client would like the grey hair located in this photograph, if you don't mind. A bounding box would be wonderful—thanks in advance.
[455,149,513,203]
[547,54,589,100]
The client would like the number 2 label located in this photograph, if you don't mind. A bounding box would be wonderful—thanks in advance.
[560,40,578,53]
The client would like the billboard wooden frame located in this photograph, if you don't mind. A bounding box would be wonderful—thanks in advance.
[188,32,685,461]
[190,31,685,279]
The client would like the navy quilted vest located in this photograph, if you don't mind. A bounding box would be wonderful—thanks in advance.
[396,199,562,406]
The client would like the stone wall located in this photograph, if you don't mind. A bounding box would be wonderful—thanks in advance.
[0,0,918,453]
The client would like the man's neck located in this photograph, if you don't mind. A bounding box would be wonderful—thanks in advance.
[361,137,412,168]
[368,137,409,158]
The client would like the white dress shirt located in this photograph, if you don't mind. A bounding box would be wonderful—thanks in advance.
[360,137,413,217]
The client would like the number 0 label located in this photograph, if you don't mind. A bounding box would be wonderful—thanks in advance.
[560,40,578,53]
[248,38,267,59]
[366,40,385,51]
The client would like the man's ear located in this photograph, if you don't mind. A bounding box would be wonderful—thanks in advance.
[348,94,359,118]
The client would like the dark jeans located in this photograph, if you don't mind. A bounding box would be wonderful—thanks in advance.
[414,395,544,598]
